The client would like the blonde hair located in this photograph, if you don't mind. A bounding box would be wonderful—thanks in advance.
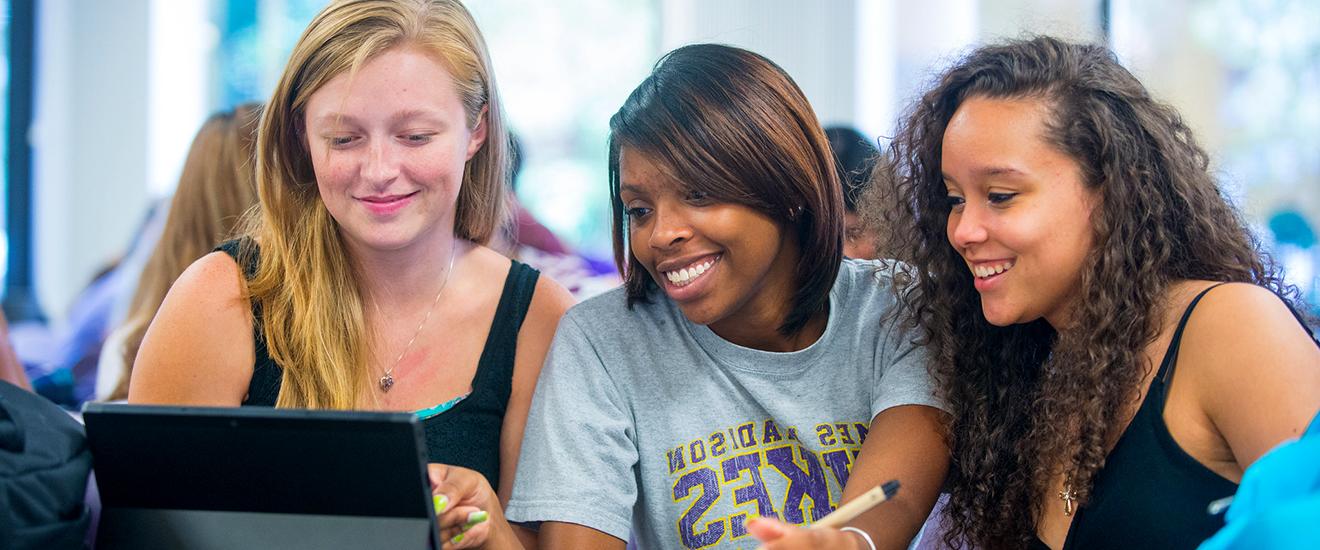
[110,103,262,400]
[243,0,508,408]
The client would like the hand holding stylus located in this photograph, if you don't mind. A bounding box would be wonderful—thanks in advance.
[748,480,900,550]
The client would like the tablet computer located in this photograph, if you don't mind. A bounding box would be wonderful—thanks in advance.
[83,403,440,550]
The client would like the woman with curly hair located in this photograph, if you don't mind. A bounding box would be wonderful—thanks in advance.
[872,36,1320,549]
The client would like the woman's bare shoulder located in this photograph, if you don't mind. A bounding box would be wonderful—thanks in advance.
[1177,280,1320,467]
[128,251,256,405]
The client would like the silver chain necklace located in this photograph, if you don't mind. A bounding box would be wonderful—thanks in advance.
[378,247,456,392]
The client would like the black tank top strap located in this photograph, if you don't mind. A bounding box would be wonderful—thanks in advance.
[467,260,540,411]
[1282,298,1320,349]
[418,259,539,489]
[215,238,242,261]
[215,238,281,406]
[215,237,260,280]
[1058,282,1240,549]
[1155,282,1229,389]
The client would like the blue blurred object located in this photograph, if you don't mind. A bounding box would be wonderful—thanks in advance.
[1267,210,1317,248]
[30,367,76,408]
[1199,410,1320,549]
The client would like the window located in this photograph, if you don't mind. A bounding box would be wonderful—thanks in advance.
[467,0,658,257]
[1113,0,1320,314]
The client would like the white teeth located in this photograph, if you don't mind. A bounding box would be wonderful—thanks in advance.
[664,258,716,287]
[972,261,1014,279]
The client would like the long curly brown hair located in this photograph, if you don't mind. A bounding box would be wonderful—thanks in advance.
[868,36,1300,548]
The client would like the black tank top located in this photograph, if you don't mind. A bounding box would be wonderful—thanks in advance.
[1033,283,1318,549]
[216,239,541,491]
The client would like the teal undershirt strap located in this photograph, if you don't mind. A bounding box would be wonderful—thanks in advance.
[415,392,470,420]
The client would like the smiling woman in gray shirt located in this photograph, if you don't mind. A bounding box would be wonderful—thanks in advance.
[502,43,949,550]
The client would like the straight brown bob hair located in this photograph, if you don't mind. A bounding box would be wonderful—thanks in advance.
[607,43,844,335]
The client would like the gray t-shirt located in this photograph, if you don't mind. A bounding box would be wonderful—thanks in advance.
[506,259,942,549]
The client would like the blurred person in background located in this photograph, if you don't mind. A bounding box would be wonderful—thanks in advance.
[97,102,263,401]
[495,133,621,300]
[825,126,882,260]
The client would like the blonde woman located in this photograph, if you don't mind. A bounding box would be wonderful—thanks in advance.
[99,103,262,401]
[129,0,572,545]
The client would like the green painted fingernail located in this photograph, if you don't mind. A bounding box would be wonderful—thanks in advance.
[433,494,448,514]
[465,510,488,526]
[450,533,465,545]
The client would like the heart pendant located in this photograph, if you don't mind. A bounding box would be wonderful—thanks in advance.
[379,373,395,392]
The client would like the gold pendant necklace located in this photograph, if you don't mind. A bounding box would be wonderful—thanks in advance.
[1058,476,1077,516]
[379,246,456,392]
